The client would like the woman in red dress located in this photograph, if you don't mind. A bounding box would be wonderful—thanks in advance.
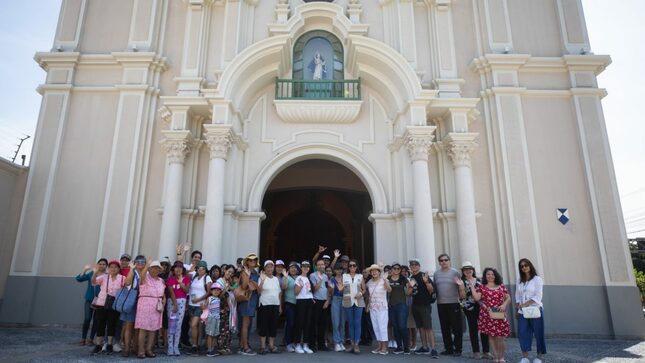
[472,268,510,363]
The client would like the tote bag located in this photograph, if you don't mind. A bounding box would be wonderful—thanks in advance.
[115,274,139,314]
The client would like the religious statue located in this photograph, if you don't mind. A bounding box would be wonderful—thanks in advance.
[308,51,327,80]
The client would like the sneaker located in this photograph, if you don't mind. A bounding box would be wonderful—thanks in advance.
[286,344,295,353]
[101,343,107,352]
[112,342,122,352]
[378,350,389,355]
[295,344,305,354]
[393,347,404,354]
[105,344,113,354]
[431,349,439,359]
[533,359,543,363]
[258,348,268,355]
[303,344,314,354]
[241,348,257,356]
[414,347,430,355]
[91,344,102,355]
[403,347,411,355]
[440,350,454,356]
[188,346,199,356]
[519,358,531,363]
[335,343,345,352]
[206,350,216,357]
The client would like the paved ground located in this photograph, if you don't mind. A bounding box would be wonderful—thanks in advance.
[0,326,643,363]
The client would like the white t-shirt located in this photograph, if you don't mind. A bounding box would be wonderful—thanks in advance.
[295,275,313,300]
[188,274,212,307]
[259,276,281,306]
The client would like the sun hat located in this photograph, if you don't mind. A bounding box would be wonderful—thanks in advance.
[120,253,132,261]
[243,253,259,266]
[108,260,121,268]
[160,256,171,264]
[301,260,311,266]
[288,261,300,268]
[461,261,475,269]
[391,262,402,268]
[264,260,275,267]
[408,258,421,265]
[275,259,285,266]
[149,261,162,269]
[366,263,383,273]
[322,255,331,260]
[340,255,350,262]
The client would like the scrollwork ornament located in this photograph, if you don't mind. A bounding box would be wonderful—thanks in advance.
[205,132,232,160]
[405,135,433,162]
[162,139,192,164]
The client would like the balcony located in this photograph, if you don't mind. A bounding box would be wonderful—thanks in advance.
[273,78,363,124]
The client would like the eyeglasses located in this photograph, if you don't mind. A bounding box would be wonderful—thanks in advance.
[439,259,449,262]
[349,264,357,267]
[520,264,529,268]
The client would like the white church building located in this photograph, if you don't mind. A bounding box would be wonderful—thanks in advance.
[0,0,643,338]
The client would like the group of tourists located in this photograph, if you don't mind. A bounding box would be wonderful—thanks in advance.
[77,244,546,362]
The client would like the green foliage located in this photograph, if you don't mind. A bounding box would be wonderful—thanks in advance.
[635,268,645,303]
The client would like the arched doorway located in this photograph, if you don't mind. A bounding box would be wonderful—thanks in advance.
[260,159,374,267]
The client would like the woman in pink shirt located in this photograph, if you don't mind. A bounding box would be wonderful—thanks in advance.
[165,261,190,356]
[90,260,125,355]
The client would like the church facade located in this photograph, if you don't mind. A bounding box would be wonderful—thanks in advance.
[1,0,643,337]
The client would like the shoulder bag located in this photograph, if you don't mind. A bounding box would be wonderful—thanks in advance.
[522,306,541,319]
[115,273,139,314]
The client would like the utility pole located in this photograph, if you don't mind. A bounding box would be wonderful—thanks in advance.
[11,135,30,164]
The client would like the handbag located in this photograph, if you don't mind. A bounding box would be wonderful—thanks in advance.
[522,306,541,319]
[489,308,506,320]
[234,285,250,302]
[115,273,138,314]
[156,298,164,313]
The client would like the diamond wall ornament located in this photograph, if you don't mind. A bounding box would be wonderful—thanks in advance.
[557,208,569,225]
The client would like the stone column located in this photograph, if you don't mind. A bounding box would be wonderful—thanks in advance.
[202,124,233,263]
[404,126,437,269]
[159,130,193,260]
[444,132,481,271]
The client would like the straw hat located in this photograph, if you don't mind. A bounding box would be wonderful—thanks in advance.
[366,263,383,273]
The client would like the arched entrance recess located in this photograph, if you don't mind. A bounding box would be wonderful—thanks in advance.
[260,160,374,267]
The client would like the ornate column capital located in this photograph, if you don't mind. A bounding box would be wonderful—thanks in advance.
[203,124,233,160]
[443,132,479,168]
[161,130,194,164]
[404,126,436,162]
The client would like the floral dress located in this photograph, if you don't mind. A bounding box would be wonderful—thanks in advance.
[217,278,232,350]
[476,284,510,337]
[135,273,165,331]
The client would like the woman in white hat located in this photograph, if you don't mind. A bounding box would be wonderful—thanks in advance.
[257,260,282,354]
[459,261,491,360]
[365,264,392,355]
[135,259,167,358]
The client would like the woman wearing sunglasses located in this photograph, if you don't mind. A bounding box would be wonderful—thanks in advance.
[516,258,546,363]
[342,259,366,354]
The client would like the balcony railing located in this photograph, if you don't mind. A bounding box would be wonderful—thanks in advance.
[275,78,361,100]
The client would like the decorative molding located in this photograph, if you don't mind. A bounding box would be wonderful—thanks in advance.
[203,124,233,160]
[470,54,611,75]
[442,132,479,168]
[347,0,362,24]
[160,130,194,164]
[273,100,363,124]
[404,126,436,162]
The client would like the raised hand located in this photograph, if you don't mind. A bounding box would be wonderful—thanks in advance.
[334,249,341,258]
[318,245,327,253]
[83,264,92,271]
[175,243,184,256]
[454,277,464,286]
[281,269,288,277]
[422,272,429,283]
[129,261,135,269]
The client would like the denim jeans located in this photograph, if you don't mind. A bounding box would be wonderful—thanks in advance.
[82,300,97,340]
[283,302,296,345]
[389,303,409,349]
[344,305,363,342]
[518,307,547,354]
[330,296,345,344]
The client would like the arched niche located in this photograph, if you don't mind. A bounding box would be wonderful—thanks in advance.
[293,30,344,81]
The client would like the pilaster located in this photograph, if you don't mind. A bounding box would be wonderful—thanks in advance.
[53,0,87,51]
[556,0,591,55]
[347,0,362,24]
[175,0,214,95]
[127,0,164,51]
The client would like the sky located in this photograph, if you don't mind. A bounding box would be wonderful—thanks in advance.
[0,0,643,236]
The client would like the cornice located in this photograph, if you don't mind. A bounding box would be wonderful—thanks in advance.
[470,54,611,75]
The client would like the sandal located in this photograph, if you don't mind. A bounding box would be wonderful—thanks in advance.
[137,353,146,359]
[145,351,156,358]
[269,346,279,353]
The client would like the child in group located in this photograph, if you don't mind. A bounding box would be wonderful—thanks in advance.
[204,283,223,357]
